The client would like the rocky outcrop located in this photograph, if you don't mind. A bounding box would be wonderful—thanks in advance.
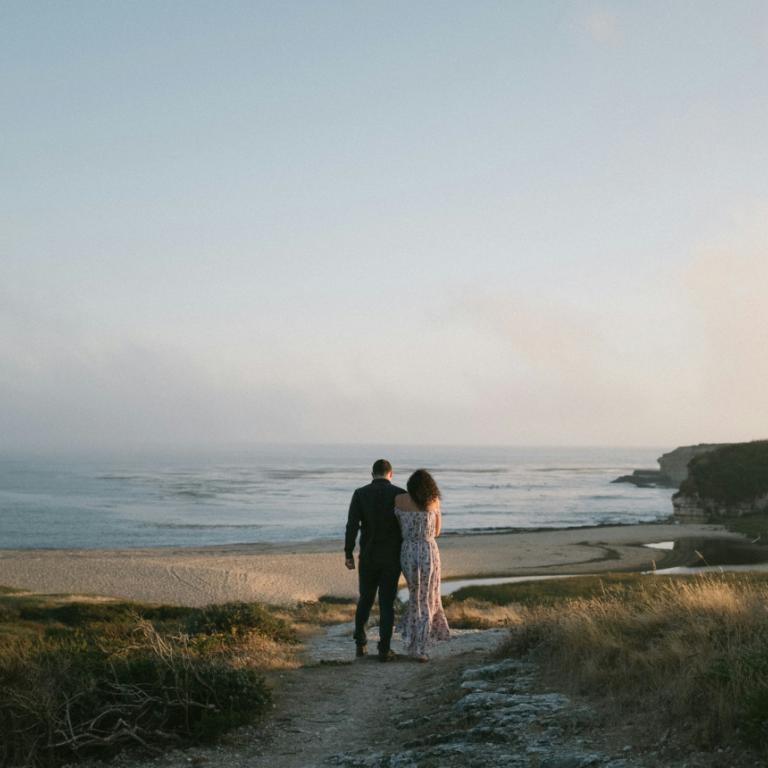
[672,441,768,520]
[657,444,726,486]
[611,469,669,488]
[328,658,635,768]
[613,444,727,489]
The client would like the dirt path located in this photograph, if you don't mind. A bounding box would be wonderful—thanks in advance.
[260,624,509,767]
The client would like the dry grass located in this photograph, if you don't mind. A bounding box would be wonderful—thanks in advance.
[497,573,768,748]
[281,596,357,628]
[442,596,523,629]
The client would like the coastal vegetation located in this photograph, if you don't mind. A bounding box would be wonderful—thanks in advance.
[674,440,768,518]
[723,512,768,544]
[452,572,768,753]
[9,571,768,765]
[0,590,299,768]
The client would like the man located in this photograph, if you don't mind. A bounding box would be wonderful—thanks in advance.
[344,458,405,661]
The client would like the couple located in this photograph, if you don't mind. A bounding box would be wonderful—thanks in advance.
[344,459,450,662]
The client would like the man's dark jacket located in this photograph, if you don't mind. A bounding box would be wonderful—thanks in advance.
[344,478,405,565]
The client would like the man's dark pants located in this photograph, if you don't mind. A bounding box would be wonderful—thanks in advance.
[354,557,401,652]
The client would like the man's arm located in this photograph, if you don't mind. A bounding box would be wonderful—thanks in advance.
[344,489,362,568]
[392,486,406,542]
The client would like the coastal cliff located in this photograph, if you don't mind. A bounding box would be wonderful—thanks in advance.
[658,443,726,486]
[613,443,726,488]
[673,440,768,519]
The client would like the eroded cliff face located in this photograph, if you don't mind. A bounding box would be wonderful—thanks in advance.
[673,492,768,519]
[672,441,768,520]
[657,444,726,486]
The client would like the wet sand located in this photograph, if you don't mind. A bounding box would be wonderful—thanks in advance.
[0,522,755,606]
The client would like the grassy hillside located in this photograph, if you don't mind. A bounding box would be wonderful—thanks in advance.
[452,572,768,753]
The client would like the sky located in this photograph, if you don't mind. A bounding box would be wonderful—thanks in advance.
[2,1,768,451]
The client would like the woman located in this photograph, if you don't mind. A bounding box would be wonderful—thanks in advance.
[395,469,450,661]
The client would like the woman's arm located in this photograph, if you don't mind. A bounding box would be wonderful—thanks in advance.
[434,506,441,537]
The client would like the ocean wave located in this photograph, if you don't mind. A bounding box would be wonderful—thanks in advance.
[171,490,218,499]
[98,473,264,490]
[430,467,506,474]
[265,468,356,480]
[96,474,147,481]
[168,484,261,498]
[474,483,549,490]
[533,467,625,473]
[146,523,264,530]
[457,503,511,511]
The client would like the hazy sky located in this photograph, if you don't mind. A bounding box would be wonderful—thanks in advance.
[2,1,768,450]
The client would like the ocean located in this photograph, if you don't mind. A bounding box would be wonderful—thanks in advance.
[0,445,674,550]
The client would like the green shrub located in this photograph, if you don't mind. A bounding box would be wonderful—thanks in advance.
[317,594,356,605]
[0,603,19,623]
[678,440,768,504]
[19,600,138,626]
[186,601,295,643]
[0,593,294,768]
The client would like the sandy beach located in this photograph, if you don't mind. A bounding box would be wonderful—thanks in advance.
[0,521,751,606]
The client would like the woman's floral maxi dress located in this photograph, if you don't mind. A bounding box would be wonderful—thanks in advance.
[395,506,450,657]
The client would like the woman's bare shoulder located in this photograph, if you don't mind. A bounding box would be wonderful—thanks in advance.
[395,493,416,510]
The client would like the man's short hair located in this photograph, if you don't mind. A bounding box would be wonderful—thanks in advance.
[372,459,392,477]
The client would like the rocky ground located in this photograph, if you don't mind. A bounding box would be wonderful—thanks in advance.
[98,622,761,768]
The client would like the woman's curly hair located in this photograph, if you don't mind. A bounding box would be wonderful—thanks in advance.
[407,469,441,511]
